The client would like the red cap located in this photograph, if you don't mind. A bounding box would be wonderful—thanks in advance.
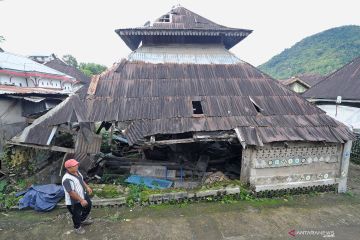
[64,159,79,168]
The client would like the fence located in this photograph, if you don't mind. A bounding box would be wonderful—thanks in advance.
[351,133,360,164]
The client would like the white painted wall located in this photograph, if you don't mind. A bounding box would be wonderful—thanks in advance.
[317,104,360,131]
[0,74,27,86]
[1,73,75,91]
[290,82,307,93]
[63,82,73,91]
[10,76,27,87]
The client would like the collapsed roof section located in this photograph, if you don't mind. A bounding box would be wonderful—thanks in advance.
[115,6,252,50]
[84,59,353,145]
[10,6,354,149]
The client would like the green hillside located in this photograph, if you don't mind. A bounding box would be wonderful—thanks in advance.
[258,25,360,79]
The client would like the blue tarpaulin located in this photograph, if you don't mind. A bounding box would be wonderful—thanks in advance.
[125,175,173,189]
[17,184,64,212]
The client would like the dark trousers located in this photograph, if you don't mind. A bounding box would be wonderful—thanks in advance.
[66,194,92,229]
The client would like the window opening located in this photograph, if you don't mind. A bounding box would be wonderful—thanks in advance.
[192,101,203,114]
[157,14,170,23]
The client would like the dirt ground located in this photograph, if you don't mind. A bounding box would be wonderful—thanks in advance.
[1,163,360,240]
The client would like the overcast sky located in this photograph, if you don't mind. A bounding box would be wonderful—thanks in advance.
[1,0,359,67]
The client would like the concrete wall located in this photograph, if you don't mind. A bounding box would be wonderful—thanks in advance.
[240,142,350,192]
[0,74,27,87]
[63,82,73,91]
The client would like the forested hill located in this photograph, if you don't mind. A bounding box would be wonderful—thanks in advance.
[258,25,360,79]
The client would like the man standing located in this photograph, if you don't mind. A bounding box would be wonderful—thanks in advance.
[62,159,93,234]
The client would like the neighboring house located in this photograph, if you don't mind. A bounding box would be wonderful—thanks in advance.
[13,6,354,193]
[28,53,56,64]
[0,51,76,92]
[303,57,360,133]
[44,57,90,92]
[0,51,73,152]
[280,74,325,93]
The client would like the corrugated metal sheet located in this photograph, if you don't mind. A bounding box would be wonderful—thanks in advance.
[0,52,73,78]
[45,58,90,84]
[10,10,355,147]
[12,95,87,145]
[115,7,252,50]
[123,115,352,145]
[75,133,101,154]
[303,57,360,100]
[128,44,241,64]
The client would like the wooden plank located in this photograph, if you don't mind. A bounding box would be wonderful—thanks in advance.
[144,133,236,146]
[59,153,69,176]
[87,75,100,95]
[7,141,75,153]
[46,126,58,145]
[234,128,246,149]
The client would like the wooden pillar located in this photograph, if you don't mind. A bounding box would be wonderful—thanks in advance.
[240,147,252,184]
[338,140,352,193]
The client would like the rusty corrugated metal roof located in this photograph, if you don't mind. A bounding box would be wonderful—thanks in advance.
[115,6,252,50]
[11,9,355,147]
[83,58,353,145]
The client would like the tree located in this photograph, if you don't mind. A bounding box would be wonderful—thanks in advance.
[62,54,78,68]
[79,62,107,77]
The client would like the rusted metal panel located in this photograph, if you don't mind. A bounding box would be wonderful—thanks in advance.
[75,133,101,154]
[87,75,100,95]
[115,7,252,50]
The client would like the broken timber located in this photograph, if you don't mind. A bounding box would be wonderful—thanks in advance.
[143,132,237,146]
[7,141,75,153]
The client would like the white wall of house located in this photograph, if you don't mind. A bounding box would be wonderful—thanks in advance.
[10,76,27,87]
[63,82,73,91]
[290,82,308,93]
[27,77,36,87]
[0,74,28,87]
[38,78,52,88]
[1,73,75,91]
[317,104,360,131]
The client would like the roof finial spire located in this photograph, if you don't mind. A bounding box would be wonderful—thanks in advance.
[172,4,182,9]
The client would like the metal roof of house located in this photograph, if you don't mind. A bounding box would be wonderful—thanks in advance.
[45,58,90,84]
[15,57,353,146]
[12,7,354,147]
[0,52,74,80]
[116,6,252,50]
[303,57,360,101]
[0,84,67,95]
